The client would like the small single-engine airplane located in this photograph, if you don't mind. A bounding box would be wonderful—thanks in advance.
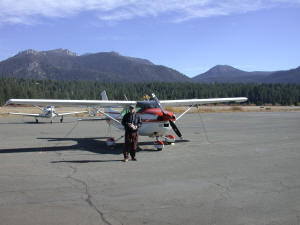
[5,92,247,150]
[8,105,87,123]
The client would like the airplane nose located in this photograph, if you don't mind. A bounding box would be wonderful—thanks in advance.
[162,112,175,121]
[167,112,176,120]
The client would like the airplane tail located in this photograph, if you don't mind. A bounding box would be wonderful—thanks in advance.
[101,90,112,113]
[101,90,119,116]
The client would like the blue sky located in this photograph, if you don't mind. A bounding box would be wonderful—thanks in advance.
[0,0,299,77]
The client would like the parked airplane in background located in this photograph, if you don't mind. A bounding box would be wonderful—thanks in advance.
[9,105,87,123]
[5,92,247,149]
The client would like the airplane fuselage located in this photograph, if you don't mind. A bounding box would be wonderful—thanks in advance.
[39,106,57,119]
[106,108,174,137]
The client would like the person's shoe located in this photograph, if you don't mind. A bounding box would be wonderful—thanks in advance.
[124,158,129,162]
[132,157,137,161]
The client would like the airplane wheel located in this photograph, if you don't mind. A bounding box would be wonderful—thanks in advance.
[155,140,164,151]
[106,138,116,147]
[35,119,39,123]
[165,134,175,144]
[60,118,63,123]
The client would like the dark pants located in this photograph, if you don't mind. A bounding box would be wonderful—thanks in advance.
[124,132,138,159]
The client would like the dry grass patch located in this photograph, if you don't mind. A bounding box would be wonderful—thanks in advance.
[231,106,244,112]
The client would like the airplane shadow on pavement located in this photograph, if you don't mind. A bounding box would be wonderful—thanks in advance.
[0,137,188,163]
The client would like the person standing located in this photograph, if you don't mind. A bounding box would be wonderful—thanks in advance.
[121,105,142,162]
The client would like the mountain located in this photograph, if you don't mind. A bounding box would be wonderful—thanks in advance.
[262,66,300,84]
[1,50,299,83]
[192,65,272,83]
[0,49,190,82]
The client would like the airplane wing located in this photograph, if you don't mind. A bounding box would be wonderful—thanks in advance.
[57,111,88,116]
[5,97,247,108]
[160,97,248,107]
[9,112,41,117]
[5,99,136,107]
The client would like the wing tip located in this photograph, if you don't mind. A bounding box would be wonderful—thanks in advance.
[5,99,13,106]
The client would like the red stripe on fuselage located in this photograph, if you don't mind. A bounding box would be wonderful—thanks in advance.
[138,108,176,121]
[138,108,164,116]
[106,108,176,122]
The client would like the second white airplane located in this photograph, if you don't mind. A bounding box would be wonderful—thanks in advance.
[9,105,87,123]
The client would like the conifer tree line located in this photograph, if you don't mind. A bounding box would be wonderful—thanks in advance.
[1,77,300,106]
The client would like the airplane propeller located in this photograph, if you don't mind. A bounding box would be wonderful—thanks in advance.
[151,93,183,139]
[169,119,183,138]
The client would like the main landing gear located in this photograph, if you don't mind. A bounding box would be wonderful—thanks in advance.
[105,135,175,151]
[60,116,63,123]
[105,136,124,147]
[106,137,116,147]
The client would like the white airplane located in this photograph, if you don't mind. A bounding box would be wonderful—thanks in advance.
[8,105,87,123]
[5,92,247,150]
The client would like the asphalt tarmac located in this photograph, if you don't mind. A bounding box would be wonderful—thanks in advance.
[0,112,299,225]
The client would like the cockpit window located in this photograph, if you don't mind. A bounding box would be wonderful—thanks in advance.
[136,101,158,111]
[121,108,130,117]
[121,106,142,116]
[121,101,159,115]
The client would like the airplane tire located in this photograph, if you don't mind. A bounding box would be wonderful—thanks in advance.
[155,140,164,151]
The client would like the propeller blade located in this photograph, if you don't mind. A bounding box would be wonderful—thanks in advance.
[169,120,183,138]
[152,93,167,115]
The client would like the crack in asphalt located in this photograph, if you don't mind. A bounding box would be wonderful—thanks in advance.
[49,121,113,225]
[66,165,112,225]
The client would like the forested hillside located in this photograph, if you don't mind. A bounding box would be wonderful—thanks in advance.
[1,77,300,106]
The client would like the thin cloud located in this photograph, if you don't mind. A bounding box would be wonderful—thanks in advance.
[0,0,300,25]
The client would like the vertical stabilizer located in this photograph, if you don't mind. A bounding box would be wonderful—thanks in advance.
[101,90,108,101]
[101,90,113,113]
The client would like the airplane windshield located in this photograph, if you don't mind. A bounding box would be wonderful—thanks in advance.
[121,101,158,116]
[136,101,158,111]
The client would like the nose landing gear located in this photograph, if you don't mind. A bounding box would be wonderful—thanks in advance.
[154,134,176,151]
[154,140,164,151]
[164,134,175,144]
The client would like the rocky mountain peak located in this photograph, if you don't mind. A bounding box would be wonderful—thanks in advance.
[209,65,241,73]
[17,49,78,57]
[17,49,39,56]
[45,49,78,56]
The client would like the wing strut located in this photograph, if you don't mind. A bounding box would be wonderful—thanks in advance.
[99,110,122,124]
[176,105,194,121]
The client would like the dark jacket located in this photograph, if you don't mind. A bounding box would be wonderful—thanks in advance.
[122,112,142,133]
